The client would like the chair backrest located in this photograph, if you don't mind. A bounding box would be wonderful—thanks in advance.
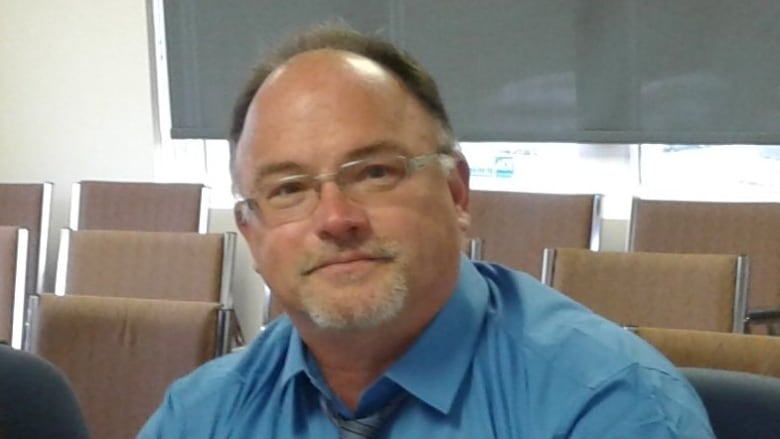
[0,226,28,347]
[629,198,780,312]
[542,248,749,332]
[467,191,601,278]
[26,293,222,439]
[55,229,235,303]
[679,367,780,439]
[0,345,89,439]
[71,180,209,233]
[0,182,53,294]
[633,326,780,378]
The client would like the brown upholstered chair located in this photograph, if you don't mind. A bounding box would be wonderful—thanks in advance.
[25,293,223,439]
[71,180,209,233]
[628,197,780,333]
[54,229,240,350]
[55,229,235,304]
[0,182,53,295]
[631,326,780,378]
[542,248,749,332]
[467,191,601,278]
[0,226,28,347]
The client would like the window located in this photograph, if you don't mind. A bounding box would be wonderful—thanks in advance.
[460,143,637,219]
[638,145,780,201]
[156,141,780,217]
[154,138,234,208]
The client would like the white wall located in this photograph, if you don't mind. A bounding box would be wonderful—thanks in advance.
[0,0,156,292]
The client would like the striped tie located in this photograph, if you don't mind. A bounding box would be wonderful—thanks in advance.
[320,394,406,439]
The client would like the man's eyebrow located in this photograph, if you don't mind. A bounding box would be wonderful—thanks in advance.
[250,141,411,186]
[343,141,410,161]
[251,161,305,188]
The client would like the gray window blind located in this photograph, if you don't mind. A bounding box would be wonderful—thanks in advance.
[164,0,780,144]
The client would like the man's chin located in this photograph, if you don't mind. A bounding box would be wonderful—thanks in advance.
[296,257,408,331]
[310,314,389,332]
[300,288,408,332]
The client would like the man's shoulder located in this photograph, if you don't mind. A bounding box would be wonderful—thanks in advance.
[473,261,679,385]
[470,262,712,436]
[165,318,294,409]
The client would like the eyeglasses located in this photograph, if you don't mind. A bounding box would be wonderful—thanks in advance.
[236,152,456,227]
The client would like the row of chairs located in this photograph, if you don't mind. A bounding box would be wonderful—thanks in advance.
[0,226,27,347]
[632,326,780,378]
[0,182,53,297]
[0,180,209,295]
[542,248,749,333]
[1,228,237,439]
[27,294,224,439]
[1,180,224,438]
[467,190,780,333]
[0,180,211,343]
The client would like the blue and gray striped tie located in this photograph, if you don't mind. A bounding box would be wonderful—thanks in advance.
[319,394,406,439]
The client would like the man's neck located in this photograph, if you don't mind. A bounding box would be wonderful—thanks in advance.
[293,308,434,411]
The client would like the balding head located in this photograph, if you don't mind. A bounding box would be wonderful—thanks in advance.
[234,48,443,199]
[228,25,455,192]
[253,49,401,116]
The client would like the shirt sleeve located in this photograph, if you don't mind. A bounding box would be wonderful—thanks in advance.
[136,390,182,439]
[563,364,715,439]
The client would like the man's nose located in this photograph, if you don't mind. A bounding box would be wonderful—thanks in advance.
[311,182,371,242]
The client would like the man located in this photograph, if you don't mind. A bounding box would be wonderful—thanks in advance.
[139,25,714,438]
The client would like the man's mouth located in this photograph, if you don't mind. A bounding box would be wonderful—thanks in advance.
[303,252,392,276]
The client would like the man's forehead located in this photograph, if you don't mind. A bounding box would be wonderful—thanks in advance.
[240,48,413,144]
[262,49,392,93]
[234,48,436,190]
[241,49,404,138]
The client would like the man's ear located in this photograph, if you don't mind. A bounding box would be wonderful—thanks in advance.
[449,152,471,234]
[233,204,264,273]
[234,202,246,224]
[234,203,254,238]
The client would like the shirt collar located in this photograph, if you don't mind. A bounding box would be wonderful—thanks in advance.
[384,255,488,414]
[279,255,489,415]
[280,327,307,385]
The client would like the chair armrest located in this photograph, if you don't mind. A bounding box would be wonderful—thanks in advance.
[748,308,780,322]
[747,308,780,335]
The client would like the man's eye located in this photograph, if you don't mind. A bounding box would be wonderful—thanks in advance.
[360,164,403,181]
[266,181,306,199]
[366,164,390,178]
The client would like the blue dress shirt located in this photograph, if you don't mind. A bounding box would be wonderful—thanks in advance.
[138,257,714,438]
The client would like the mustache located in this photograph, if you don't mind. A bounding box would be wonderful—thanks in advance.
[300,241,400,275]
